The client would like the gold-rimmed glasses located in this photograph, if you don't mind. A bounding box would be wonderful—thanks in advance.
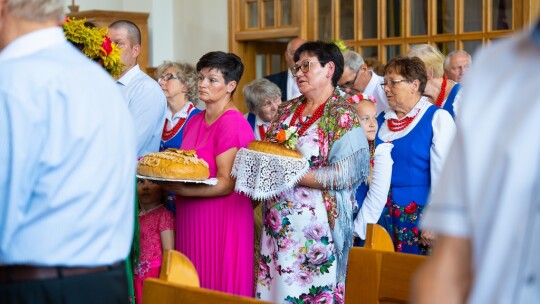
[290,61,326,75]
[158,73,179,83]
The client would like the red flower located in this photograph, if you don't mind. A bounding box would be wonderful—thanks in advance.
[101,36,113,56]
[392,209,401,218]
[404,201,418,214]
[412,227,419,235]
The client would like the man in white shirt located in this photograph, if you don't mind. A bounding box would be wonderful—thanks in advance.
[265,38,305,101]
[413,20,540,304]
[337,51,389,115]
[443,50,472,83]
[109,20,166,158]
[0,0,136,302]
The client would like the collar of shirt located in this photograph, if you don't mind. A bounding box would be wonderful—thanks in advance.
[287,69,301,100]
[116,64,142,86]
[0,27,65,62]
[166,102,195,122]
[255,115,271,127]
[383,96,430,120]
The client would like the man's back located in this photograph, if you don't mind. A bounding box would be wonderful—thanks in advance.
[0,28,136,266]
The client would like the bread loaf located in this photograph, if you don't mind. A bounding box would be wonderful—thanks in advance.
[247,140,302,159]
[137,149,210,180]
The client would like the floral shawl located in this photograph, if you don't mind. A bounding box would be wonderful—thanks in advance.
[266,89,370,279]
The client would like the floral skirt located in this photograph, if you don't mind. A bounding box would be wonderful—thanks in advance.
[378,193,430,255]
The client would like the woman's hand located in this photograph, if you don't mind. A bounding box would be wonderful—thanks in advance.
[420,229,436,247]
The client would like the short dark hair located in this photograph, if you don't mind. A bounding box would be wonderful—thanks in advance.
[383,56,428,94]
[196,51,244,96]
[109,20,141,46]
[293,41,344,87]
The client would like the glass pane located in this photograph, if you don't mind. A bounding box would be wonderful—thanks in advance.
[362,46,379,58]
[386,45,402,62]
[436,41,455,55]
[248,1,259,28]
[437,0,455,34]
[386,0,402,37]
[463,0,482,32]
[270,54,282,75]
[492,0,512,30]
[411,0,427,36]
[463,40,482,56]
[281,0,292,26]
[318,0,332,41]
[362,0,378,39]
[256,54,266,79]
[264,0,274,27]
[340,0,354,40]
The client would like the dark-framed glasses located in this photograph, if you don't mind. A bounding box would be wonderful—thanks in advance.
[290,61,326,75]
[339,69,360,90]
[380,78,410,89]
[158,73,179,83]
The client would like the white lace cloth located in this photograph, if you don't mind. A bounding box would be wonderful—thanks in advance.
[231,148,310,200]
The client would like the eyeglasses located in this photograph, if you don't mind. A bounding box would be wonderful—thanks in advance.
[158,73,179,83]
[339,70,360,90]
[290,61,326,75]
[380,79,410,89]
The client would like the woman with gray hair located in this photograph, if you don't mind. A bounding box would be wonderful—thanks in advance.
[243,78,282,140]
[155,61,201,151]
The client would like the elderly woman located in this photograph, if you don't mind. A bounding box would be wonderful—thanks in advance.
[156,61,201,151]
[376,56,455,255]
[407,44,462,118]
[243,78,282,140]
[256,41,370,303]
[160,52,255,296]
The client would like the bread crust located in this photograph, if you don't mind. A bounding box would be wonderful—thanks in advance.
[137,149,210,180]
[247,140,302,158]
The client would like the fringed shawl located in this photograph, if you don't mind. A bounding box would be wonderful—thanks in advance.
[267,89,370,280]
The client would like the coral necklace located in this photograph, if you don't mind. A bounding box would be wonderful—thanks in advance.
[435,76,447,108]
[289,100,328,136]
[387,108,420,132]
[162,104,194,141]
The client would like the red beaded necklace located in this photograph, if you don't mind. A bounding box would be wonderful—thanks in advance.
[435,76,447,108]
[162,104,194,141]
[387,108,420,132]
[289,100,328,136]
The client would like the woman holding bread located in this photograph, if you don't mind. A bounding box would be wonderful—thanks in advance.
[255,41,370,303]
[159,51,255,297]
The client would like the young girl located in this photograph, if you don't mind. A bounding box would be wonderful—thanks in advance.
[134,178,175,304]
[347,94,394,242]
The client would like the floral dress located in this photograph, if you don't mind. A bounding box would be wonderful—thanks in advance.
[256,91,368,303]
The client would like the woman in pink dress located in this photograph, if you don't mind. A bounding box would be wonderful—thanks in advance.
[160,51,255,297]
[134,178,175,304]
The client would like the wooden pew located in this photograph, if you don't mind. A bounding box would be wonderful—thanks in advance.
[142,279,272,304]
[345,248,426,303]
[364,223,395,252]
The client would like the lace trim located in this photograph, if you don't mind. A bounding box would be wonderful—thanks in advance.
[231,148,310,200]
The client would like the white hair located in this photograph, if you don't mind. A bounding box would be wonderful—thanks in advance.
[6,0,65,23]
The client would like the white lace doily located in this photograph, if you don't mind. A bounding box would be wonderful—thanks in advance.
[231,148,310,200]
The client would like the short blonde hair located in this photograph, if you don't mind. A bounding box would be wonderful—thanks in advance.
[407,44,445,78]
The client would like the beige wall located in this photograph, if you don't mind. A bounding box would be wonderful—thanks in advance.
[68,0,228,67]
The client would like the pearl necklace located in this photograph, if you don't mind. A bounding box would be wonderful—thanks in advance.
[139,204,163,216]
[435,76,447,108]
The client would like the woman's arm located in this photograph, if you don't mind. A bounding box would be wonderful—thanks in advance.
[160,230,175,251]
[353,143,393,239]
[157,147,238,198]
